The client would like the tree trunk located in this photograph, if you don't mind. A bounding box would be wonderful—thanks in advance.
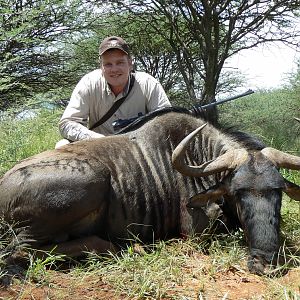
[202,94,219,126]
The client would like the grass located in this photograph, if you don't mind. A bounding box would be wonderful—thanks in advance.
[0,89,300,298]
[69,236,247,299]
[66,233,298,299]
[219,88,300,151]
[0,108,62,176]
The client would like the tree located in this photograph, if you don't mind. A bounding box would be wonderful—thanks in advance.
[105,0,300,123]
[0,0,97,110]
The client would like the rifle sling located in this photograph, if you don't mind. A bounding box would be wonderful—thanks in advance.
[89,75,135,130]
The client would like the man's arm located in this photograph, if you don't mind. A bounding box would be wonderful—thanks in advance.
[59,120,105,141]
[58,77,105,141]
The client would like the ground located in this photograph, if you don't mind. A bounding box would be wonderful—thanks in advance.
[0,253,299,300]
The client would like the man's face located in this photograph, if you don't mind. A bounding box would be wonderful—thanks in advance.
[101,49,132,93]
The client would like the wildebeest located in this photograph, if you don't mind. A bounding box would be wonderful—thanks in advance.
[0,108,300,275]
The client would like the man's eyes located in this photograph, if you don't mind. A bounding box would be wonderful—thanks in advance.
[103,61,126,67]
[103,63,112,68]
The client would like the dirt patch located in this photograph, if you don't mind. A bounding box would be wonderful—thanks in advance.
[0,257,299,299]
[203,268,267,299]
[0,271,127,300]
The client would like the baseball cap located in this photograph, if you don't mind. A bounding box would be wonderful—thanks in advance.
[99,36,130,56]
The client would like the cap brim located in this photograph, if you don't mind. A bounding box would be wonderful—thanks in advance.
[100,46,128,55]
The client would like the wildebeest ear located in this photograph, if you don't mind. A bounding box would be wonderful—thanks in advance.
[187,184,227,208]
[284,179,300,201]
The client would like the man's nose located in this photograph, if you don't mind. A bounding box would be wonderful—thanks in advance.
[110,64,119,72]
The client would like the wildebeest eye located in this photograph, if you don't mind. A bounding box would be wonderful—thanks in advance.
[233,188,247,197]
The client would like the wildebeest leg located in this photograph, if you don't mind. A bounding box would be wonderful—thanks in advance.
[39,235,119,258]
[180,206,210,235]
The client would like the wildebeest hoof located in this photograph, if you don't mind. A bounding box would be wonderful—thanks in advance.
[248,255,284,277]
[247,256,266,275]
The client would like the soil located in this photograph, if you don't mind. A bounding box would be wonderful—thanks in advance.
[0,256,299,300]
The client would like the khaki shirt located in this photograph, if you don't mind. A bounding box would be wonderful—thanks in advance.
[59,69,171,141]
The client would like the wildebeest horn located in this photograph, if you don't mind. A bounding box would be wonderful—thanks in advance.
[172,124,248,177]
[261,147,300,170]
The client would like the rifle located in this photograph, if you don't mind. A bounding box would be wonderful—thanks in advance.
[189,89,254,115]
[112,89,255,131]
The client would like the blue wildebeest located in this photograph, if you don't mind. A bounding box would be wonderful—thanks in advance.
[0,108,299,274]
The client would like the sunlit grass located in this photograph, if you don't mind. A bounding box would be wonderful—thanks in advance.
[72,236,247,299]
[0,108,62,176]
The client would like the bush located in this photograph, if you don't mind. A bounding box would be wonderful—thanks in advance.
[219,89,300,152]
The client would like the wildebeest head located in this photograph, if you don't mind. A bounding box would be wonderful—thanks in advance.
[172,125,300,275]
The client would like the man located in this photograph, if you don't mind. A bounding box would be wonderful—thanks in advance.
[56,36,171,148]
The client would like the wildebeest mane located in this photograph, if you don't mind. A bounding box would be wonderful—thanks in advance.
[116,106,265,151]
[223,126,266,150]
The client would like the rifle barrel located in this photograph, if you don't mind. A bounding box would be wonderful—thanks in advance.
[191,89,254,112]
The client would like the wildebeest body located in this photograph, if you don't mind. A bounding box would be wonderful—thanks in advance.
[1,109,300,274]
[0,113,213,245]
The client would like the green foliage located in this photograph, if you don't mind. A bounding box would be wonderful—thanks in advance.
[219,89,300,151]
[107,0,300,107]
[26,251,66,284]
[82,238,209,299]
[206,230,247,275]
[1,1,300,112]
[287,59,300,96]
[0,0,97,109]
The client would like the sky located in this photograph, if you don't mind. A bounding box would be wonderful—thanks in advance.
[228,44,299,90]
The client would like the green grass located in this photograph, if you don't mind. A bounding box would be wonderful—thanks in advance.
[69,236,247,299]
[66,234,298,299]
[0,108,62,176]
